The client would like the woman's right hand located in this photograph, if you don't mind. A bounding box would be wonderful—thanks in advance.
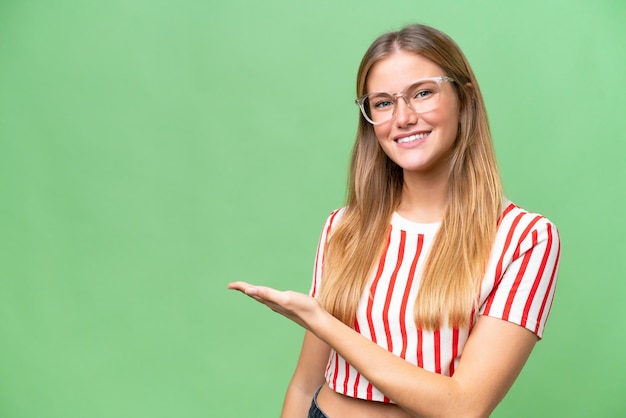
[227,281,327,333]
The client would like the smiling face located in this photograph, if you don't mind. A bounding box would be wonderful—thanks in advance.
[366,50,461,177]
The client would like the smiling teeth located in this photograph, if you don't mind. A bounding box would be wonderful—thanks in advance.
[396,132,429,144]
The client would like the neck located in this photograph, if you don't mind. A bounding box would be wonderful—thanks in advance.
[396,169,449,223]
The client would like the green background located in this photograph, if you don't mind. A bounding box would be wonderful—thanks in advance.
[1,0,624,417]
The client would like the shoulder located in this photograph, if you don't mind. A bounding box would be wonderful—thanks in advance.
[491,199,561,278]
[322,207,346,231]
[314,208,346,244]
[481,200,561,338]
[497,199,559,244]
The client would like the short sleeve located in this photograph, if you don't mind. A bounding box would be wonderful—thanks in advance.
[479,217,561,339]
[309,209,344,298]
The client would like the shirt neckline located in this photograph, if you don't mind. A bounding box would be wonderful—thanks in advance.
[391,212,442,234]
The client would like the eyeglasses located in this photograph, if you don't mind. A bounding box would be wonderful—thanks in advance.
[355,76,455,125]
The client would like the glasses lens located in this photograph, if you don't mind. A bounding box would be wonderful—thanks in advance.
[358,78,446,125]
[361,93,394,124]
[405,79,443,114]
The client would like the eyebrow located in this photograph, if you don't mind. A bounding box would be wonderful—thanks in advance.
[365,76,448,94]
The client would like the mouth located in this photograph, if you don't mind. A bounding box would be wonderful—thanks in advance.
[395,131,431,144]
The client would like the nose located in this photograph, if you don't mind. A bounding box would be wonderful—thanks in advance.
[393,95,418,127]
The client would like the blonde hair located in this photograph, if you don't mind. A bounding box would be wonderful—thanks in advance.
[318,24,502,330]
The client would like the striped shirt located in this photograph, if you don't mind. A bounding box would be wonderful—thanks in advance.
[309,200,560,402]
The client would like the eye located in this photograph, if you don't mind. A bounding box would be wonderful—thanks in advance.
[373,99,394,109]
[367,93,395,111]
[414,89,434,100]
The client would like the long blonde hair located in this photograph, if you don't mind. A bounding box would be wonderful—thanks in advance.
[318,24,502,330]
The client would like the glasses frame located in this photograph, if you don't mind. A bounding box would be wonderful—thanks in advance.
[355,76,456,125]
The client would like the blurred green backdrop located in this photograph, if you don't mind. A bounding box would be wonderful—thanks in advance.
[1,0,624,417]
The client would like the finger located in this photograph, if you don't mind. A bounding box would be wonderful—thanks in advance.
[250,285,285,301]
[227,281,252,289]
[228,282,267,300]
[228,283,283,305]
[244,286,259,296]
[227,281,256,294]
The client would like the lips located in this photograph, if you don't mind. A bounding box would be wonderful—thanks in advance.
[395,131,430,144]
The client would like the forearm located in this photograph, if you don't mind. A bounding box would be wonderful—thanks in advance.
[312,310,479,418]
[227,282,535,417]
[281,330,329,418]
[281,382,315,418]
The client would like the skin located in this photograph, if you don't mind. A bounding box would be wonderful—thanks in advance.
[368,51,461,223]
[228,52,539,418]
[227,284,537,418]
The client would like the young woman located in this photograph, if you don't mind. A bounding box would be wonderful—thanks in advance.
[229,24,560,418]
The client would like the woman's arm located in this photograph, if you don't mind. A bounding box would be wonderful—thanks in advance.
[228,283,537,418]
[280,331,330,418]
[316,309,537,418]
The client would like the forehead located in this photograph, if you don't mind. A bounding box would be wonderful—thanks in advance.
[366,51,444,93]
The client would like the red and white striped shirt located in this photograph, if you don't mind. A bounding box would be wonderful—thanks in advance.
[309,200,560,402]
